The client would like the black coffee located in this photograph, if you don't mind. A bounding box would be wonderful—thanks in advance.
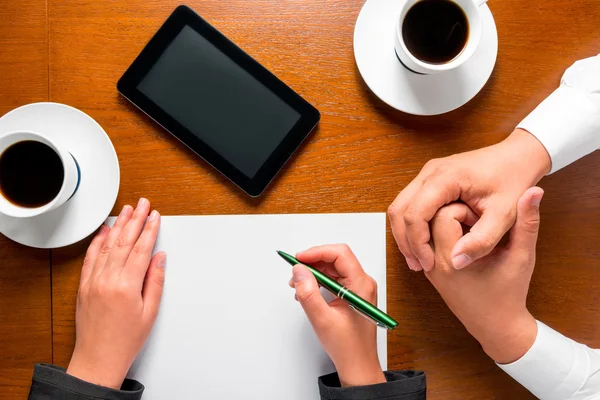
[0,140,64,208]
[402,0,469,64]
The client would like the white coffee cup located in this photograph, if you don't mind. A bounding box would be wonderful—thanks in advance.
[0,131,80,218]
[394,0,487,75]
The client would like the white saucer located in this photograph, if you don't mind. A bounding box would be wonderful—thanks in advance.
[354,0,498,116]
[0,103,120,248]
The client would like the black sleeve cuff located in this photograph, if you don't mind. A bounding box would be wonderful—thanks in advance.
[319,370,426,400]
[29,363,144,400]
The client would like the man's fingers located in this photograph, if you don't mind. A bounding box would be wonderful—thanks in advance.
[142,252,167,321]
[388,176,427,271]
[292,265,333,331]
[404,174,462,271]
[80,225,110,286]
[126,210,161,286]
[105,198,151,273]
[508,187,544,255]
[450,202,515,270]
[296,244,365,279]
[431,203,479,253]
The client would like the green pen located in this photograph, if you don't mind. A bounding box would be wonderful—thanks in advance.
[277,250,398,330]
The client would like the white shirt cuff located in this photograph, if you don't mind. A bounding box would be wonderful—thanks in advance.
[518,85,600,174]
[498,321,591,399]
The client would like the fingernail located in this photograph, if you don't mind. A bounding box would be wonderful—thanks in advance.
[138,198,148,208]
[292,265,311,283]
[452,254,472,270]
[148,210,159,222]
[119,205,132,217]
[409,258,425,272]
[99,224,109,234]
[406,258,419,271]
[531,192,543,208]
[158,254,167,269]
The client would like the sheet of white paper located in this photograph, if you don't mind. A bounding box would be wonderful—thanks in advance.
[112,213,387,399]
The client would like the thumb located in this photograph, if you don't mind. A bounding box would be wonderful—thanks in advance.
[142,252,167,320]
[508,187,544,253]
[450,204,515,270]
[292,265,332,330]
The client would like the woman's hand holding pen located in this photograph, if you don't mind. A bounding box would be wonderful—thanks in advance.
[289,244,386,388]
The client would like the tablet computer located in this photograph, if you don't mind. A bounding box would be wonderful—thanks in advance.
[117,5,320,196]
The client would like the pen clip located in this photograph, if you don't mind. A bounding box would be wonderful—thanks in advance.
[348,305,388,329]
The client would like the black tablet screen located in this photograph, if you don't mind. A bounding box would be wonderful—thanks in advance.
[138,25,301,178]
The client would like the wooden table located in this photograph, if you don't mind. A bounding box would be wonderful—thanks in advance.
[2,0,600,398]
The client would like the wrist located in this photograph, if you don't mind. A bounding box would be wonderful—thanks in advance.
[336,359,386,388]
[500,129,551,182]
[478,312,538,365]
[67,352,127,390]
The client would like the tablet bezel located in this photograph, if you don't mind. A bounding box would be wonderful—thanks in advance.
[117,5,320,196]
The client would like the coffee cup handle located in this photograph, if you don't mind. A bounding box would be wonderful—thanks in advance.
[475,0,488,6]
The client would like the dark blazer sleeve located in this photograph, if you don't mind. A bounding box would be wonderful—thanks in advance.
[28,363,144,400]
[319,370,426,400]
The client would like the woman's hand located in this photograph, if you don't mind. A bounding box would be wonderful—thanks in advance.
[290,244,386,387]
[66,198,166,389]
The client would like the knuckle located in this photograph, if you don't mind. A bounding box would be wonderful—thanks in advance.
[470,232,494,252]
[296,287,316,303]
[115,236,132,249]
[505,207,517,221]
[117,280,133,295]
[387,203,400,219]
[340,244,352,254]
[403,206,419,227]
[521,217,541,234]
[132,243,147,256]
[153,272,165,288]
[92,276,133,299]
[154,276,165,288]
[366,277,378,295]
[430,173,460,201]
[99,245,112,256]
[423,158,441,172]
[495,203,517,222]
[112,281,136,300]
[77,286,88,301]
[91,280,106,297]
[334,243,353,259]
[82,255,93,267]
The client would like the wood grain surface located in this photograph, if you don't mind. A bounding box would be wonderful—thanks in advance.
[1,0,600,398]
[0,1,51,399]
